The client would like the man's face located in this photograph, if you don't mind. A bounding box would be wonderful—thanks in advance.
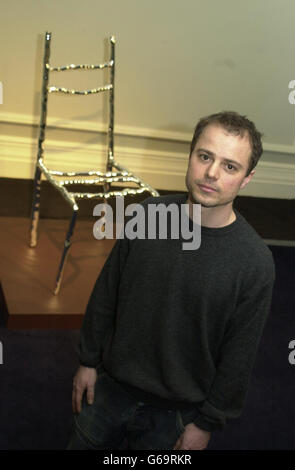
[185,124,255,208]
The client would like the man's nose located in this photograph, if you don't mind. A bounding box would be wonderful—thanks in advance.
[205,162,220,180]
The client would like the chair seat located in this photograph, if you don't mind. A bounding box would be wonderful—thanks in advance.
[42,162,158,201]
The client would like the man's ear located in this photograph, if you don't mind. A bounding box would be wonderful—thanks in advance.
[240,170,255,190]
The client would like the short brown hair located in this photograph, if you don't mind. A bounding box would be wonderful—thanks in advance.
[190,111,263,175]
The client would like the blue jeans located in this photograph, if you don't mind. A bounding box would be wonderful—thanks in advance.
[67,370,194,450]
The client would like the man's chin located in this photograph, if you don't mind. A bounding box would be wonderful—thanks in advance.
[188,191,218,208]
[189,191,236,210]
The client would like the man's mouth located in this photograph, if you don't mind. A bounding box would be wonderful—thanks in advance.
[198,183,218,193]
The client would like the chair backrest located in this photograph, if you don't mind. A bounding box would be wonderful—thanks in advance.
[37,32,115,171]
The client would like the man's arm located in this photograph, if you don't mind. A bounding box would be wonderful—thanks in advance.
[77,236,129,369]
[71,237,129,413]
[173,271,275,448]
[192,274,275,433]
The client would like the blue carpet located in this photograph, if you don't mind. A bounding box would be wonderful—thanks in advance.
[0,329,80,450]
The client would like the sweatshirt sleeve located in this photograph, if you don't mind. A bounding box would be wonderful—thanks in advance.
[192,265,276,432]
[77,236,130,370]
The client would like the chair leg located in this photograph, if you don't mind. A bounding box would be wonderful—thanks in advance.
[101,182,110,233]
[54,209,78,295]
[29,166,42,247]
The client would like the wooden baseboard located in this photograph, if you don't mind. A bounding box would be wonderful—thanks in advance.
[6,314,83,330]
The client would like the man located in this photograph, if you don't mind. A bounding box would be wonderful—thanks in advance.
[67,111,275,450]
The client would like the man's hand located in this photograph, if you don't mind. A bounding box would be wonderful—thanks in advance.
[173,422,211,450]
[72,365,97,414]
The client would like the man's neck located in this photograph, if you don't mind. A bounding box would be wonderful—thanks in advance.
[187,195,236,228]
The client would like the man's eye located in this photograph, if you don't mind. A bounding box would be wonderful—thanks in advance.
[200,154,209,161]
[226,164,236,171]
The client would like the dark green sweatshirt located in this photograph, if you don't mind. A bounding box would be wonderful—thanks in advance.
[78,193,275,432]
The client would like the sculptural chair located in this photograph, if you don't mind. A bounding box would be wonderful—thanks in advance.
[30,32,159,294]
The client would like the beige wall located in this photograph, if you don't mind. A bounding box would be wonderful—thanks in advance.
[0,0,295,198]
